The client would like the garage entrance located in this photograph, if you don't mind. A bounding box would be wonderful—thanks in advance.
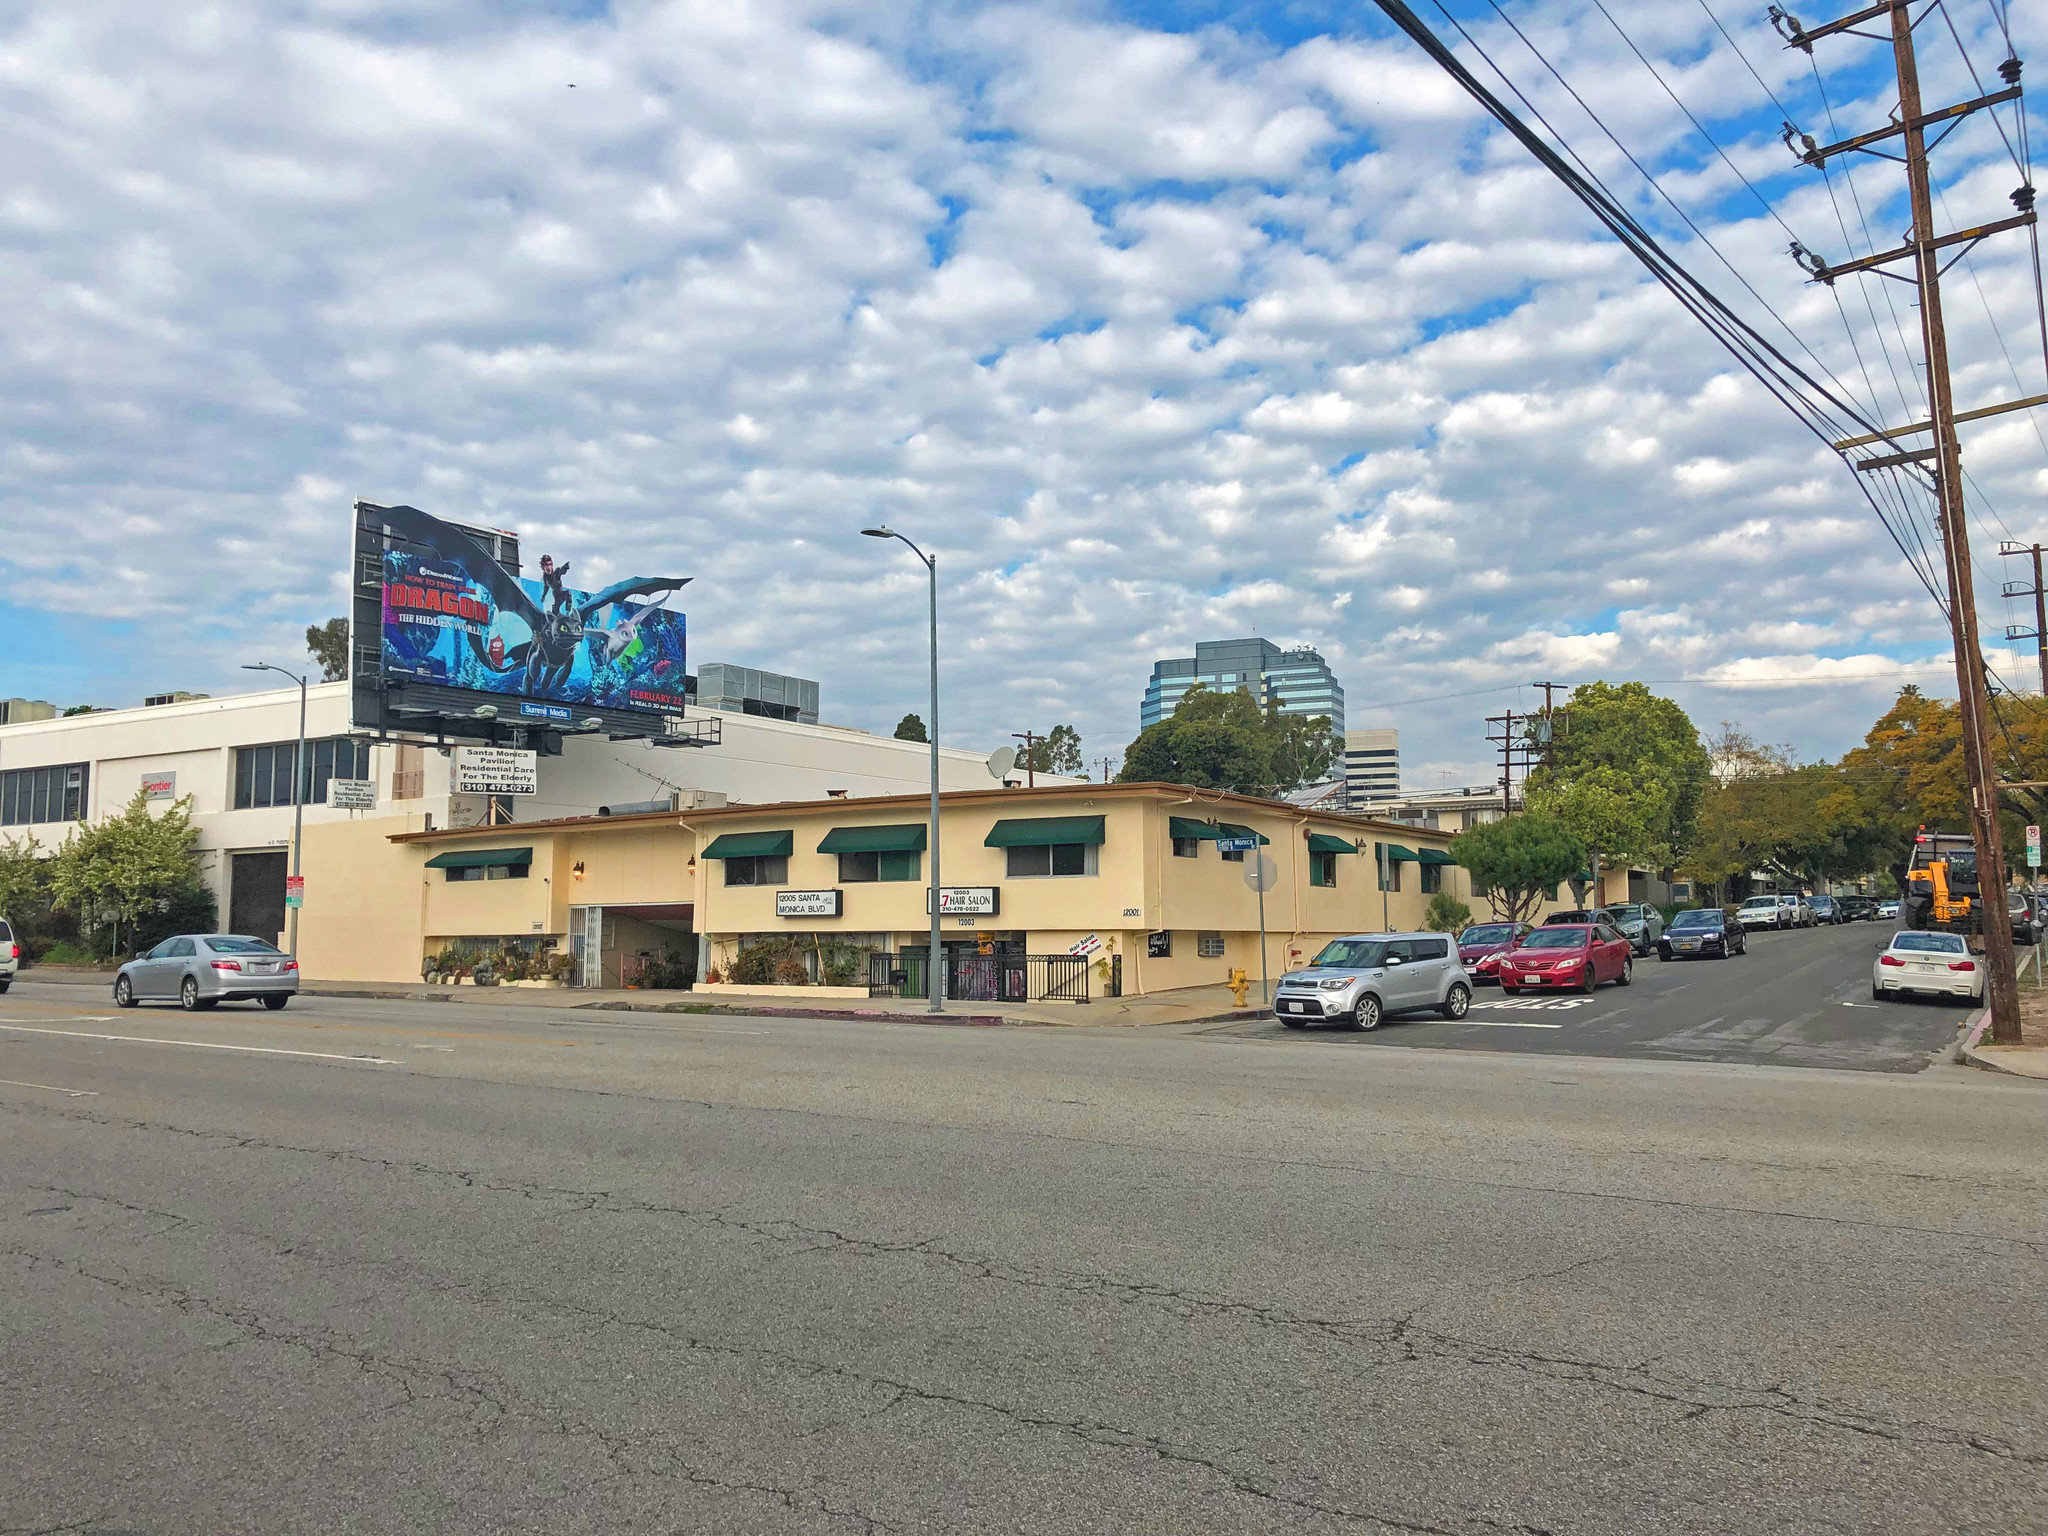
[569,904,695,988]
[229,851,287,945]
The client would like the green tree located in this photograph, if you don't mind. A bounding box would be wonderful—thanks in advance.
[0,833,48,924]
[892,713,928,743]
[1525,681,1712,881]
[1424,891,1472,935]
[1117,685,1334,796]
[1020,724,1083,777]
[1448,812,1586,924]
[306,617,350,683]
[49,790,210,957]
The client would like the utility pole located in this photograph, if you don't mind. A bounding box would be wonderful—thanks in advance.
[1485,709,1536,813]
[1096,754,1117,784]
[1011,730,1042,789]
[1999,542,2048,696]
[1783,0,2028,1044]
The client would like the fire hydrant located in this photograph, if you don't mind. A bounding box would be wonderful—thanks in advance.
[1226,967,1251,1007]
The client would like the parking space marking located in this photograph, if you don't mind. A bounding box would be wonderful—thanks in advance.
[1458,1020,1565,1030]
[0,1023,403,1066]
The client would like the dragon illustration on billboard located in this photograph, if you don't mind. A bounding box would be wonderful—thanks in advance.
[374,504,689,714]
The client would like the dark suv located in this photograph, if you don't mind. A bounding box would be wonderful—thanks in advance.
[1837,895,1879,922]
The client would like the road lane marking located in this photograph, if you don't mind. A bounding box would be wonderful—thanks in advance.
[0,1078,99,1097]
[1460,1020,1565,1030]
[0,1024,402,1066]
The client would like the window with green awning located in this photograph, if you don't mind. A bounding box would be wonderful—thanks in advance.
[1376,843,1420,862]
[700,830,795,859]
[1307,833,1359,855]
[1415,848,1456,865]
[816,824,927,854]
[984,815,1107,848]
[1168,816,1223,841]
[424,847,533,870]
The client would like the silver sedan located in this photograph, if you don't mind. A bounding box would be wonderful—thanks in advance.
[114,934,299,1011]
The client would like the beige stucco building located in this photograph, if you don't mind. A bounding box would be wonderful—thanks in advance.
[299,782,1469,998]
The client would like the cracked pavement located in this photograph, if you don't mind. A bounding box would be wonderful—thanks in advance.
[0,984,2042,1532]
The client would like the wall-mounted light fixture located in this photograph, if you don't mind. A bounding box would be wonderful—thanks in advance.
[572,861,586,880]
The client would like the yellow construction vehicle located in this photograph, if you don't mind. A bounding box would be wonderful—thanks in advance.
[1901,831,1982,935]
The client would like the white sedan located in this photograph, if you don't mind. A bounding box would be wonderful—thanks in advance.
[1872,931,1983,1001]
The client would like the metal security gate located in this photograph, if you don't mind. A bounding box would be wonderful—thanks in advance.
[571,906,603,988]
[868,951,1089,1003]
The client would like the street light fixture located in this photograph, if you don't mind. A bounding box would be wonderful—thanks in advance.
[862,524,944,1013]
[241,662,309,959]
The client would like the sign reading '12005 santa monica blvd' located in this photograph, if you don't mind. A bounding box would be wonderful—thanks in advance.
[776,890,843,918]
[930,887,1000,917]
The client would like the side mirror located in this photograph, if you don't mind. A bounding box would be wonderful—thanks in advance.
[1384,954,1404,966]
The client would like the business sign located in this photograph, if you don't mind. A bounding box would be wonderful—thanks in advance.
[1147,930,1172,958]
[365,503,690,717]
[285,875,304,909]
[776,889,843,918]
[2029,824,2041,868]
[140,772,177,801]
[1216,836,1258,854]
[327,778,377,810]
[1068,933,1103,957]
[453,746,538,796]
[930,886,1000,917]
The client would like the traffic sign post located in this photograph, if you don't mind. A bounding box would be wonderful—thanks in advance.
[285,875,305,910]
[1243,853,1278,1005]
[2030,827,2043,989]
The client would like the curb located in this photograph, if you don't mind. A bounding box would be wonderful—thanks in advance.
[575,999,1010,1027]
[1955,1008,2048,1078]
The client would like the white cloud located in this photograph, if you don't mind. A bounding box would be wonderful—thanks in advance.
[0,0,2037,786]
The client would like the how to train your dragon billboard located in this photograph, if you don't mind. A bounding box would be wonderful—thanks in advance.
[350,500,693,742]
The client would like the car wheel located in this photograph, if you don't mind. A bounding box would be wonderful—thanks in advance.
[0,978,9,993]
[1440,983,1471,1021]
[180,976,202,1011]
[1871,982,1883,1000]
[1578,968,1597,995]
[114,975,136,1009]
[1617,957,1633,987]
[1353,995,1383,1031]
[1657,945,1670,961]
[261,995,290,1011]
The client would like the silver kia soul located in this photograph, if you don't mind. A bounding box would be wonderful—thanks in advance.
[1272,932,1472,1031]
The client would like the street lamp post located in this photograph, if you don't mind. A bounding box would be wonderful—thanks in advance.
[243,662,308,959]
[861,525,944,1013]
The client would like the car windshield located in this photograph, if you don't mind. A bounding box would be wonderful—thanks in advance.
[1607,905,1641,919]
[1670,910,1721,929]
[1311,939,1388,968]
[1461,924,1517,945]
[1890,933,1966,954]
[1739,898,1776,909]
[205,937,283,954]
[1520,928,1588,950]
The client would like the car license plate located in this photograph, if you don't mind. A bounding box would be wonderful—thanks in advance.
[252,962,276,975]
[1677,941,1697,951]
[1280,1001,1302,1012]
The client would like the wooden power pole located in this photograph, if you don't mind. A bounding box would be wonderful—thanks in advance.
[1787,0,2028,1043]
[1999,542,2048,697]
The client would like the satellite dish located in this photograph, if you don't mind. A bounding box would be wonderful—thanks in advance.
[987,746,1018,780]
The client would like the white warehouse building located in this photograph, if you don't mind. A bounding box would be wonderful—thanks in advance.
[0,684,1040,947]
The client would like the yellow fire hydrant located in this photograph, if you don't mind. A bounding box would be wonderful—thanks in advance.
[1226,967,1251,1007]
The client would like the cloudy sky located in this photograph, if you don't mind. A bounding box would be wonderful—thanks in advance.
[2,0,2042,787]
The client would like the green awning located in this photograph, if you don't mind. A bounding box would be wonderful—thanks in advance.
[984,815,1107,848]
[1168,816,1223,841]
[1214,822,1271,845]
[700,830,794,859]
[1307,833,1360,855]
[817,824,927,854]
[424,846,533,870]
[1377,843,1421,863]
[1415,848,1457,866]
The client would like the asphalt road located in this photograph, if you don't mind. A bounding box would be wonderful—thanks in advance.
[2,979,2043,1535]
[1224,918,1974,1071]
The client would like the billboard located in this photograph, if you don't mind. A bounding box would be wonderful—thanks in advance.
[367,503,689,719]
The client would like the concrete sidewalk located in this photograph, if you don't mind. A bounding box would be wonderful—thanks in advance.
[17,965,1267,1030]
[1957,1003,2048,1079]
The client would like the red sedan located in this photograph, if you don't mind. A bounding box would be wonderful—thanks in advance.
[1458,921,1533,984]
[1498,923,1634,994]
